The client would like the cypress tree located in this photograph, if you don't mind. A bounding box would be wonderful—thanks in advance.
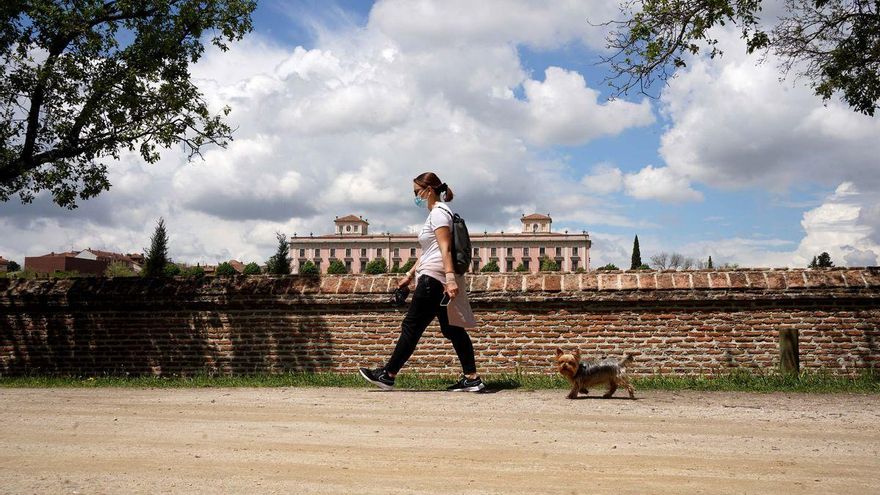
[267,232,291,275]
[143,218,170,277]
[708,256,713,269]
[631,235,642,270]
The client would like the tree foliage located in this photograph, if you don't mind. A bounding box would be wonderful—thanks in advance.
[242,261,261,275]
[266,232,290,275]
[7,260,21,272]
[327,259,347,274]
[480,259,500,272]
[364,258,388,275]
[0,0,257,208]
[104,260,135,277]
[602,0,880,116]
[215,261,235,276]
[298,260,318,276]
[631,235,642,270]
[514,262,528,272]
[143,217,169,277]
[809,251,834,267]
[540,256,559,271]
[597,263,620,270]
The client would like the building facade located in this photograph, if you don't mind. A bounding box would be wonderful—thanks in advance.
[0,257,8,273]
[25,249,142,276]
[289,213,591,274]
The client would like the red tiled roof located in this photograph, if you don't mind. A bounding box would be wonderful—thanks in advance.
[334,214,369,224]
[522,213,551,221]
[228,260,246,272]
[0,257,7,265]
[35,251,79,258]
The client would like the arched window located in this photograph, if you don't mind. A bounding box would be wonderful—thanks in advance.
[346,225,352,232]
[532,224,538,232]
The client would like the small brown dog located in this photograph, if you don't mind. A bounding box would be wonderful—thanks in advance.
[555,348,635,399]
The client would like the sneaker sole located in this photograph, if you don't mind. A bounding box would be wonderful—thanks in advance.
[359,368,394,390]
[449,383,485,392]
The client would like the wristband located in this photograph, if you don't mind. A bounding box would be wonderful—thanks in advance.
[445,272,456,284]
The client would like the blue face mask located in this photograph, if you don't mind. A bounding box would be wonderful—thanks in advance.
[414,196,427,208]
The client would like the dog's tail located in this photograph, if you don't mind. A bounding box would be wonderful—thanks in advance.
[619,353,635,367]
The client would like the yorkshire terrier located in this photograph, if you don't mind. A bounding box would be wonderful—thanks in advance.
[555,348,635,400]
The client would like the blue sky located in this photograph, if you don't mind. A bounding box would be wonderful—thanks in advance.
[2,0,878,268]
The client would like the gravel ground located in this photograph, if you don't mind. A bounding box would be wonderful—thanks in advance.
[1,387,878,494]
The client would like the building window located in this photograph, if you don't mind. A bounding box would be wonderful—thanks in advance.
[346,225,351,232]
[393,248,399,257]
[299,249,305,258]
[361,248,367,257]
[354,225,359,232]
[572,259,579,271]
[556,247,562,257]
[523,259,530,270]
[314,248,320,257]
[506,247,513,257]
[410,247,416,257]
[573,247,578,255]
[472,260,480,272]
[506,260,513,272]
[473,247,479,256]
[539,247,545,256]
[345,248,351,258]
[330,248,336,258]
[345,260,352,272]
[377,248,383,257]
[490,247,497,257]
[532,224,538,232]
[523,247,530,256]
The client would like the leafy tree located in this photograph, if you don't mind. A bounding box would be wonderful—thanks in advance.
[242,262,261,275]
[540,256,559,271]
[0,0,257,208]
[266,232,290,275]
[481,260,500,272]
[327,259,347,274]
[364,258,388,274]
[602,0,880,116]
[104,261,135,277]
[7,260,20,272]
[399,258,416,274]
[810,251,834,268]
[514,262,529,272]
[215,261,236,276]
[180,265,204,278]
[597,263,619,270]
[163,262,181,277]
[636,264,651,270]
[299,260,319,275]
[631,235,642,270]
[143,217,170,277]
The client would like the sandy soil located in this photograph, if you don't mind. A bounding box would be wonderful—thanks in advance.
[1,386,878,494]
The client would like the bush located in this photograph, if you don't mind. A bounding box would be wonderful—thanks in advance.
[163,263,181,277]
[364,258,388,274]
[635,264,651,270]
[7,261,20,272]
[216,262,236,277]
[481,260,500,272]
[180,265,205,278]
[399,259,416,274]
[575,267,586,273]
[514,263,528,273]
[539,256,559,271]
[51,270,80,279]
[299,260,319,275]
[597,263,619,270]
[243,262,261,275]
[327,259,347,274]
[105,261,136,277]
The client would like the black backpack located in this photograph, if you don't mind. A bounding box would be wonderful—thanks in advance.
[437,204,472,275]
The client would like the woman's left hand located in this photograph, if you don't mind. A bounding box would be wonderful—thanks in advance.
[445,279,459,299]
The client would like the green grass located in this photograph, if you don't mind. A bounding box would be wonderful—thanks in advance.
[0,369,877,393]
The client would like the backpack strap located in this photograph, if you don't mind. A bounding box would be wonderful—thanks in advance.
[435,203,454,222]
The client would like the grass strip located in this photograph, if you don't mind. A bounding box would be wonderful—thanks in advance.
[1,369,877,393]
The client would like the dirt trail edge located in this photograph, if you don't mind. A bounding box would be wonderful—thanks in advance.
[1,388,878,494]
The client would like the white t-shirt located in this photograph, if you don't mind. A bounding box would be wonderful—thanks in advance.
[416,202,453,284]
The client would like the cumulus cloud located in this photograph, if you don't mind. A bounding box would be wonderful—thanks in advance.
[622,165,703,203]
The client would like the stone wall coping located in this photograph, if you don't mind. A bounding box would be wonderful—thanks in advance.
[1,268,878,301]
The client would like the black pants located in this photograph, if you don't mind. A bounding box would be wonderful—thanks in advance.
[385,275,477,375]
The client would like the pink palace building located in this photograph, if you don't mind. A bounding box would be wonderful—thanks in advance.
[289,213,591,274]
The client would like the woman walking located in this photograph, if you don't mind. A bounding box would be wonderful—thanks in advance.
[359,172,483,392]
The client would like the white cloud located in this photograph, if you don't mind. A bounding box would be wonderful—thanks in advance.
[623,165,703,203]
[581,163,623,195]
[658,27,880,192]
[523,67,654,146]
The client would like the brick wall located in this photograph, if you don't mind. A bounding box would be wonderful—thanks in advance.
[1,268,878,377]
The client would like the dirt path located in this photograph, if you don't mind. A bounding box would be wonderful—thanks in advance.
[1,387,878,494]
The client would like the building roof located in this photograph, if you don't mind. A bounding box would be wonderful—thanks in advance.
[0,257,7,265]
[32,251,79,258]
[334,214,369,224]
[228,260,246,272]
[83,248,134,262]
[521,213,552,221]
